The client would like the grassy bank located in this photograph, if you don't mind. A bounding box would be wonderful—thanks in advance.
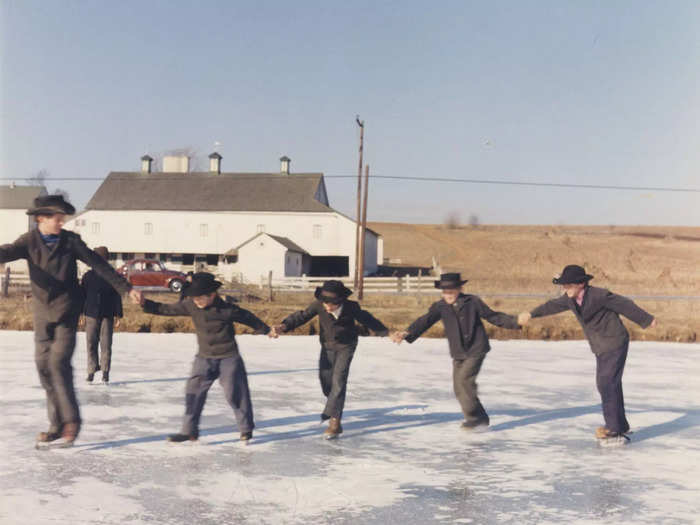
[1,291,696,343]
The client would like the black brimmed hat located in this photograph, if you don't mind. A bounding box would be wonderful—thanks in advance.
[552,265,594,285]
[434,273,468,289]
[314,280,353,304]
[183,272,222,297]
[26,194,76,216]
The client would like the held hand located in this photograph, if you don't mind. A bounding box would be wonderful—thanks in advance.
[129,289,144,305]
[272,324,286,335]
[114,317,121,329]
[267,326,280,339]
[650,318,657,329]
[78,316,85,329]
[518,312,531,326]
[390,331,407,344]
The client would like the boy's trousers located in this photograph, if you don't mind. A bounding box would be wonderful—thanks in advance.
[595,345,630,433]
[182,355,254,436]
[34,313,82,432]
[318,343,356,419]
[453,353,489,423]
[85,316,114,374]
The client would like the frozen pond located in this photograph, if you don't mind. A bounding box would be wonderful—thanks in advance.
[1,331,698,524]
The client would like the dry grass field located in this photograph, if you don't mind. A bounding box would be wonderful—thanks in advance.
[1,223,698,342]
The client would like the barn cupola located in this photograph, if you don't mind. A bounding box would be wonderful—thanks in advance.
[209,152,222,174]
[140,155,153,174]
[280,155,291,175]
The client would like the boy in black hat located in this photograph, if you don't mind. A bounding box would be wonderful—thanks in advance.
[81,246,123,384]
[271,280,389,439]
[391,273,521,430]
[519,264,656,444]
[141,272,271,443]
[0,195,140,448]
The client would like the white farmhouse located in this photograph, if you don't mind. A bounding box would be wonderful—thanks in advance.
[65,154,382,284]
[0,184,47,272]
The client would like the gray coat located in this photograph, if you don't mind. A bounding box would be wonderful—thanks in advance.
[281,299,389,348]
[530,286,654,355]
[0,229,131,323]
[143,296,270,359]
[404,294,520,359]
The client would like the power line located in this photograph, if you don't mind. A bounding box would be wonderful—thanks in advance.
[1,174,699,193]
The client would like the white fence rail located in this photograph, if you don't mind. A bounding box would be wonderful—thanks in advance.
[266,275,441,294]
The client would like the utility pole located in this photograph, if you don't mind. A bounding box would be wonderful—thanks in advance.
[358,164,370,300]
[354,116,364,289]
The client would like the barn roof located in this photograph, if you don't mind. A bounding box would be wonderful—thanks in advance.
[0,185,47,209]
[85,172,331,213]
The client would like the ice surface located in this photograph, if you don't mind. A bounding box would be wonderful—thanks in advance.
[1,331,698,524]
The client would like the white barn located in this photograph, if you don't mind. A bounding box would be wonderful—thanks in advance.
[0,184,47,272]
[65,154,382,284]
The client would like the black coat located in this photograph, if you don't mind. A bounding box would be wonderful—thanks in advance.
[0,229,131,323]
[281,299,388,348]
[530,286,654,355]
[81,270,123,318]
[143,296,270,359]
[404,294,520,359]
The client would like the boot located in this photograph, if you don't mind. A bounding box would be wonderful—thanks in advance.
[461,417,490,431]
[50,422,80,447]
[102,371,109,383]
[323,417,343,439]
[86,372,94,382]
[36,430,61,443]
[240,431,253,443]
[595,427,629,440]
[167,433,198,443]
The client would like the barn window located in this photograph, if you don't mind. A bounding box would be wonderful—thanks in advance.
[313,224,322,239]
[91,222,100,234]
[256,224,266,234]
[144,223,153,235]
[200,224,208,237]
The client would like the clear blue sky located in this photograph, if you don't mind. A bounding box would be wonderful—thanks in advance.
[2,1,699,225]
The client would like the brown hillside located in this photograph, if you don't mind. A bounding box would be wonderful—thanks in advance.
[368,223,700,295]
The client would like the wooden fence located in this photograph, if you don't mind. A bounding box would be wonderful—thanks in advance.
[1,268,31,296]
[266,275,443,294]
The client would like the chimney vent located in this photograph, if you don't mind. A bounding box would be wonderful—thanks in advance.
[140,155,153,174]
[209,152,222,174]
[162,155,190,173]
[280,155,291,175]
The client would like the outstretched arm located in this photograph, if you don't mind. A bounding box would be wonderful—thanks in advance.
[354,306,389,336]
[0,235,29,264]
[402,303,442,343]
[278,302,320,333]
[476,298,520,329]
[530,294,570,319]
[142,299,190,317]
[605,292,655,328]
[72,235,132,295]
[232,307,270,335]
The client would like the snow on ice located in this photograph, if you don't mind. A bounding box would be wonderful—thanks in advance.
[1,331,699,524]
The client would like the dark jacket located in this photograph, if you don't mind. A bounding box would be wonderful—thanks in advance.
[530,286,654,355]
[404,294,520,359]
[281,299,389,348]
[0,229,131,323]
[143,296,270,359]
[82,270,123,318]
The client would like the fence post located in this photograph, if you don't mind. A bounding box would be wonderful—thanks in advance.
[417,269,422,296]
[268,270,274,302]
[2,267,9,297]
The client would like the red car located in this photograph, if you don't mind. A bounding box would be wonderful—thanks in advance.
[117,259,187,293]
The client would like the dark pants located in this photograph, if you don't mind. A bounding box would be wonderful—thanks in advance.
[453,353,489,423]
[85,316,114,374]
[182,355,254,436]
[34,314,81,432]
[319,344,356,419]
[595,345,630,433]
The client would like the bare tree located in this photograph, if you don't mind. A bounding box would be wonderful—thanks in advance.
[53,188,71,201]
[468,213,480,228]
[444,211,461,230]
[28,169,50,186]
